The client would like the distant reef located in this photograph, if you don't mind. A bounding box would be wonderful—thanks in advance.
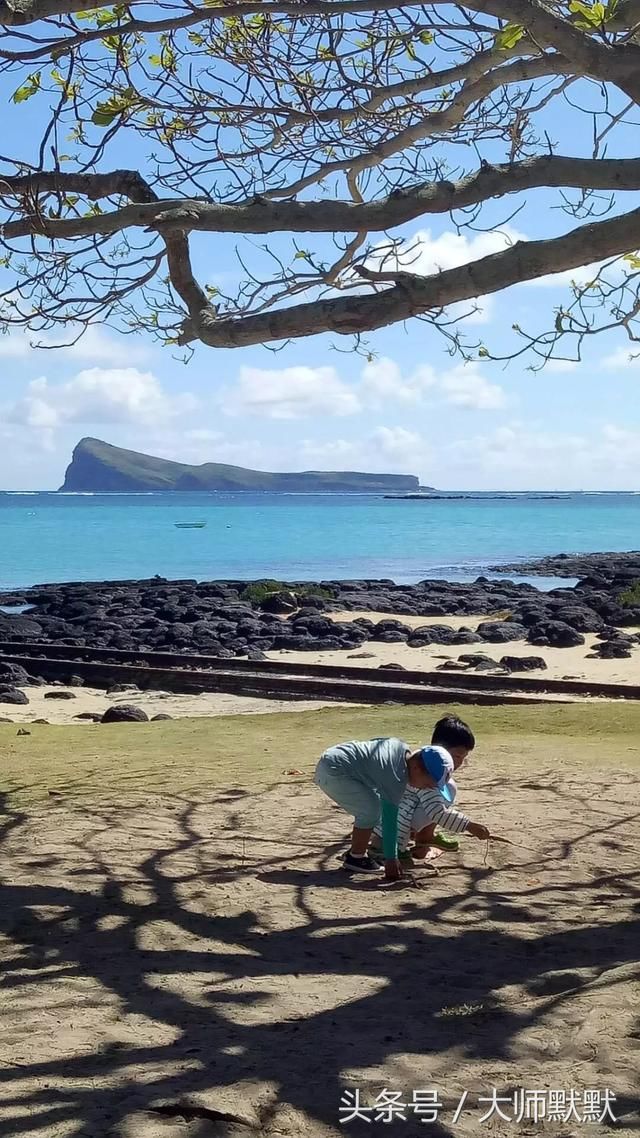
[60,437,428,493]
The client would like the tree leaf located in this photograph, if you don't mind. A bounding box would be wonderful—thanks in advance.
[495,23,525,49]
[568,0,604,24]
[11,72,41,103]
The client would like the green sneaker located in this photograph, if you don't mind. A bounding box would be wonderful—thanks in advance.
[431,832,459,852]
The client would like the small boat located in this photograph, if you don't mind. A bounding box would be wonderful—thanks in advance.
[174,521,207,529]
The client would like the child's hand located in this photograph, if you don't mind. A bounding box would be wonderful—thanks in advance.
[384,858,403,882]
[467,822,490,840]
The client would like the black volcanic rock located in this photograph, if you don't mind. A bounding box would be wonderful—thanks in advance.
[101,704,149,723]
[527,620,585,648]
[478,621,528,643]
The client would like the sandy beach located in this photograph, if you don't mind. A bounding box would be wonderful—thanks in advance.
[2,607,639,724]
[268,609,640,685]
[0,686,349,725]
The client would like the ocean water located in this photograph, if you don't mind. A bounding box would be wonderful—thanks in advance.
[0,491,638,591]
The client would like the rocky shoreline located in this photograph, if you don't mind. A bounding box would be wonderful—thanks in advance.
[0,552,639,667]
[489,550,640,578]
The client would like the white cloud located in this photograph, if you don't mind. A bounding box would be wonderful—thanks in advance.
[361,357,505,412]
[222,357,505,421]
[439,365,506,410]
[6,367,197,431]
[221,365,360,419]
[602,347,640,370]
[377,227,525,277]
[372,426,423,459]
[0,324,150,365]
[436,421,640,489]
[300,426,425,472]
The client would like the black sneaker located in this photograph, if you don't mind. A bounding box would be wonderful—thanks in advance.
[342,852,380,874]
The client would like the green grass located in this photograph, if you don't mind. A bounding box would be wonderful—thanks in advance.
[2,701,640,807]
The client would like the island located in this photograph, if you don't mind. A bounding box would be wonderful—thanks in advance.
[60,438,427,493]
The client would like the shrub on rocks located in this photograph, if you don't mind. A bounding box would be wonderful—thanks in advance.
[260,590,298,614]
[101,704,149,723]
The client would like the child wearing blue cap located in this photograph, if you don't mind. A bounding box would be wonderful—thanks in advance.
[314,715,489,881]
[370,716,479,864]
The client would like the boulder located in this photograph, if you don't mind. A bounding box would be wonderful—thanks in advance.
[151,713,173,721]
[590,641,633,659]
[527,621,585,648]
[44,690,77,700]
[0,663,34,686]
[101,704,149,723]
[458,653,496,667]
[74,712,102,721]
[478,621,528,643]
[0,687,29,705]
[499,655,547,672]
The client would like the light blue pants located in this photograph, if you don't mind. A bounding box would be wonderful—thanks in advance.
[314,752,381,829]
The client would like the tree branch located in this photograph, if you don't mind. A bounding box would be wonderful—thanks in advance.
[5,156,640,241]
[467,0,640,100]
[177,203,640,346]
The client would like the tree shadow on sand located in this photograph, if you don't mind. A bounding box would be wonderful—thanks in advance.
[0,777,638,1137]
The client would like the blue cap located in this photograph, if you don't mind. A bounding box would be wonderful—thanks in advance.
[420,745,454,790]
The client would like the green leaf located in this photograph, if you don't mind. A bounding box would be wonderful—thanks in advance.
[495,23,525,49]
[477,346,489,358]
[11,71,41,103]
[418,29,434,44]
[568,0,604,24]
[294,250,311,261]
[91,87,139,126]
[148,53,162,67]
[624,252,640,270]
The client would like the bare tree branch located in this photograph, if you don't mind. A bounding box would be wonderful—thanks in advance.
[178,203,640,346]
[4,156,640,241]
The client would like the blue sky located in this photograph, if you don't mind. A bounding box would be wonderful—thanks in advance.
[2,42,640,490]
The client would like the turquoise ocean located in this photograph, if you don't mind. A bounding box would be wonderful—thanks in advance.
[0,491,638,591]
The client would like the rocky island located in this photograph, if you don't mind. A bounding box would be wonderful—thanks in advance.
[61,438,427,494]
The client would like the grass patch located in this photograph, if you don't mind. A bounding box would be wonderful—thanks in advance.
[241,580,333,604]
[619,580,640,608]
[2,701,640,808]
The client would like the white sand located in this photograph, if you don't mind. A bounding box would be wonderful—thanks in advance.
[0,686,348,726]
[272,610,640,686]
